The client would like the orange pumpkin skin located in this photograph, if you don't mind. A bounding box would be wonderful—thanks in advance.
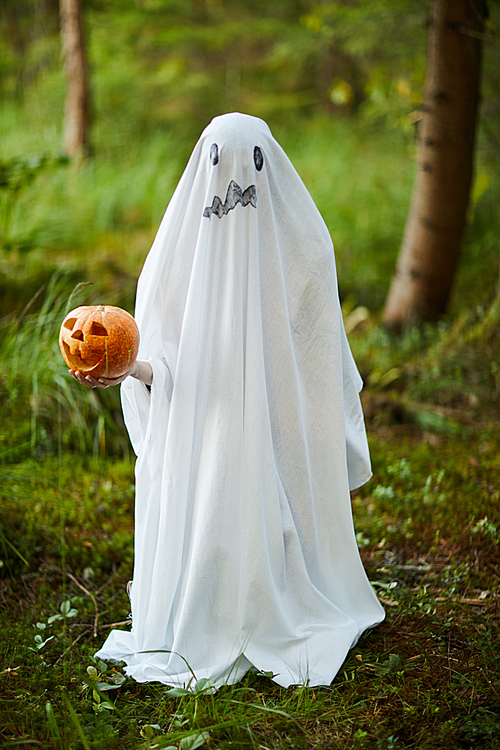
[59,305,140,379]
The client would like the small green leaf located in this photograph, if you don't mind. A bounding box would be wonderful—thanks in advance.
[140,723,162,739]
[108,672,126,685]
[180,732,210,750]
[194,678,215,694]
[96,681,120,692]
[60,600,78,618]
[33,635,54,650]
[165,687,190,697]
[372,581,398,591]
[63,693,91,750]
[45,701,62,742]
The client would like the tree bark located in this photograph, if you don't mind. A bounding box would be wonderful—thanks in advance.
[383,0,486,331]
[191,0,207,23]
[60,0,90,158]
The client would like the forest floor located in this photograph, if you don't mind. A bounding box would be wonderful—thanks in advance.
[1,102,499,749]
[1,302,499,749]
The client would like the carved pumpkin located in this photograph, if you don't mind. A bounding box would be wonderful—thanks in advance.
[59,305,140,378]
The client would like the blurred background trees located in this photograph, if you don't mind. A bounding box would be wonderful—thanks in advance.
[60,0,91,158]
[0,0,499,456]
[0,0,498,319]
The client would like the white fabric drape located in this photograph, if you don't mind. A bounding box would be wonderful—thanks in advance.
[95,113,384,687]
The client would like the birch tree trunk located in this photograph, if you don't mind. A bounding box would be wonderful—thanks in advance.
[60,0,90,158]
[383,0,487,331]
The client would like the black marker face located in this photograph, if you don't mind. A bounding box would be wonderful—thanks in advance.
[203,143,263,219]
[254,146,263,171]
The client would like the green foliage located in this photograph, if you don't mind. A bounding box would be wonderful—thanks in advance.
[279,118,414,308]
[1,326,499,747]
[1,0,497,138]
[0,3,498,318]
[354,432,500,549]
[349,292,500,426]
[0,2,499,747]
[0,456,135,574]
[0,154,68,252]
[1,543,499,747]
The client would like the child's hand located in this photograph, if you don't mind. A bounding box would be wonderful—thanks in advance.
[69,369,130,389]
[69,360,152,389]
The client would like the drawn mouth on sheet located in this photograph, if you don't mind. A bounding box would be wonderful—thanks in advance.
[203,180,257,219]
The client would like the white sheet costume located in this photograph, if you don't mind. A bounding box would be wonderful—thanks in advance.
[95,113,384,687]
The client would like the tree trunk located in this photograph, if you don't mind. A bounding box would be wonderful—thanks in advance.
[191,0,207,23]
[60,0,90,158]
[383,0,486,332]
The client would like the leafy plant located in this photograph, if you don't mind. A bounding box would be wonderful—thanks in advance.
[28,598,79,656]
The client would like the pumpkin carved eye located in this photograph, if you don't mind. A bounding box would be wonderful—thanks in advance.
[63,318,77,330]
[90,322,108,336]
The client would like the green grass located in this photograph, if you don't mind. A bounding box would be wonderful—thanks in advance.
[1,419,499,749]
[1,294,499,748]
[1,37,500,747]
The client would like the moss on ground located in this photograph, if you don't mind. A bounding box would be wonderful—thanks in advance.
[1,411,499,748]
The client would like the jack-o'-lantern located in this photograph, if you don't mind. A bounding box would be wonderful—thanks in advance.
[59,305,140,379]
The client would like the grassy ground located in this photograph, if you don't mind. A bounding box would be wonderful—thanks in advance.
[1,298,499,749]
[1,433,499,749]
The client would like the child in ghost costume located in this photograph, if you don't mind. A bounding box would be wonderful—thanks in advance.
[74,112,384,688]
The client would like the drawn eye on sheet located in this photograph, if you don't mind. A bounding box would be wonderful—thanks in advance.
[203,146,263,219]
[254,146,263,171]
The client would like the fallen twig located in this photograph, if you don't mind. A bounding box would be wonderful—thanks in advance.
[479,668,500,702]
[435,597,492,605]
[65,571,100,637]
[101,620,130,629]
[54,627,91,666]
[96,571,118,596]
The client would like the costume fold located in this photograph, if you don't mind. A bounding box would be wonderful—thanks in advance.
[95,113,384,687]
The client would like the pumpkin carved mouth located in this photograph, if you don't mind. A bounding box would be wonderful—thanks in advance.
[62,339,105,370]
[59,305,139,378]
[62,318,109,369]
